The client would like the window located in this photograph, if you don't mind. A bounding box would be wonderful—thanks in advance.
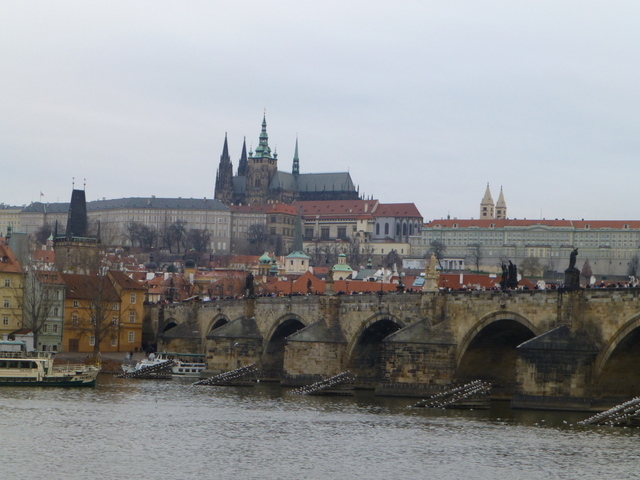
[385,223,389,235]
[53,324,58,333]
[2,317,7,326]
[73,300,79,308]
[4,279,9,287]
[72,314,78,325]
[3,299,9,308]
[129,311,135,323]
[113,303,119,311]
[338,227,347,239]
[130,294,136,304]
[43,324,48,333]
[89,336,95,346]
[53,307,59,316]
[128,332,135,343]
[321,228,330,239]
[304,228,313,239]
[112,316,118,325]
[54,291,60,300]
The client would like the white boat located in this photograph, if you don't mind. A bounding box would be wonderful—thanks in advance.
[122,352,206,377]
[0,341,99,387]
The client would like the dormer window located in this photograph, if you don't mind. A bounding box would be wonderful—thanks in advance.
[585,224,590,229]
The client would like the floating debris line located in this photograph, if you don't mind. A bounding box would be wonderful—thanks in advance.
[193,364,258,386]
[289,371,355,396]
[412,380,492,409]
[116,360,176,379]
[578,397,640,426]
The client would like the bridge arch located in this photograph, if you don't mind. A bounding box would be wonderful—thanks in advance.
[455,311,538,396]
[207,314,230,334]
[595,314,640,397]
[262,314,307,378]
[162,317,179,334]
[346,313,405,385]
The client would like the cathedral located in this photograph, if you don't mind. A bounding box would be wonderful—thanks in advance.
[214,115,359,206]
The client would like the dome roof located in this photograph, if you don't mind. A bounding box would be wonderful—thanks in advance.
[259,252,272,264]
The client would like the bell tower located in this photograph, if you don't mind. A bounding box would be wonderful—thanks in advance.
[245,114,278,205]
[480,183,495,219]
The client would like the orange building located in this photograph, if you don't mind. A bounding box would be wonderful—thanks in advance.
[61,272,145,353]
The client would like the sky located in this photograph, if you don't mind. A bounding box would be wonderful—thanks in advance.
[2,1,640,221]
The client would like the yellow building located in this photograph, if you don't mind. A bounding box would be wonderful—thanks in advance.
[61,272,145,353]
[0,244,23,338]
[108,270,145,353]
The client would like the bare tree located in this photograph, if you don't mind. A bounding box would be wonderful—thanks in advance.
[521,256,542,277]
[160,220,188,253]
[33,223,53,246]
[71,275,122,354]
[428,239,446,269]
[468,243,482,272]
[186,228,211,253]
[19,269,60,349]
[246,223,270,255]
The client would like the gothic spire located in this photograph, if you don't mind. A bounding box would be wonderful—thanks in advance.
[292,135,300,176]
[214,133,234,204]
[237,137,248,176]
[292,206,304,252]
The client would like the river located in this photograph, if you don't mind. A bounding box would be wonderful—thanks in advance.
[1,374,639,480]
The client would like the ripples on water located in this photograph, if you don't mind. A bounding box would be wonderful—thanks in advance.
[1,375,639,480]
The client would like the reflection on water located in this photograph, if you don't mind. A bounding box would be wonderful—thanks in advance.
[1,375,640,480]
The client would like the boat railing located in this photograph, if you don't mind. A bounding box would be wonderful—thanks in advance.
[53,363,93,373]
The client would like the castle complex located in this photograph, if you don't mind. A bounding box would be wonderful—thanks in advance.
[214,115,359,206]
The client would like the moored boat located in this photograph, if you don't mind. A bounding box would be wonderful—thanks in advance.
[0,341,99,387]
[122,352,206,377]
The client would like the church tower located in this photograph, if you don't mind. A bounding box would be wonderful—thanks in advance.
[214,134,234,204]
[292,136,300,177]
[245,114,278,205]
[480,183,495,219]
[495,187,507,219]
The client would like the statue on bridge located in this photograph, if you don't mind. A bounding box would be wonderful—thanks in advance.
[564,248,581,289]
[501,261,519,290]
[245,272,255,298]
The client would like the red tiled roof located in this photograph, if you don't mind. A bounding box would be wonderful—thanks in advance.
[0,245,22,274]
[293,199,379,217]
[374,203,422,218]
[61,274,120,302]
[426,218,640,229]
[109,270,146,290]
[31,250,55,263]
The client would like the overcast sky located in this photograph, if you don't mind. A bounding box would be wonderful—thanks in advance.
[2,1,639,221]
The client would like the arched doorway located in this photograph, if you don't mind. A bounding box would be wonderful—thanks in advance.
[348,318,402,386]
[456,318,535,397]
[262,318,306,379]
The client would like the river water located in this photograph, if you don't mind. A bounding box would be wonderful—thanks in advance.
[1,375,639,480]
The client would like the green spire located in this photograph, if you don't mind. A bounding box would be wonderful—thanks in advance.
[292,136,300,176]
[253,113,271,158]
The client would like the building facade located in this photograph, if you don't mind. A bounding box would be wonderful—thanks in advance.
[411,218,640,277]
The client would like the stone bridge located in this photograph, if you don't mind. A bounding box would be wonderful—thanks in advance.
[147,288,640,410]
